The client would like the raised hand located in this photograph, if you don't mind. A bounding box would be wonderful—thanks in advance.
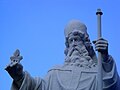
[5,49,24,81]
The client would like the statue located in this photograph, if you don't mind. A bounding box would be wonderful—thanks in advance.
[5,20,120,90]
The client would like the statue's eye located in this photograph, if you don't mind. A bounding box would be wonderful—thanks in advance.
[68,39,73,43]
[70,39,73,43]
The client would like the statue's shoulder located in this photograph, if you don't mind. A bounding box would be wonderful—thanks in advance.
[48,64,98,73]
[48,65,63,72]
[48,64,74,72]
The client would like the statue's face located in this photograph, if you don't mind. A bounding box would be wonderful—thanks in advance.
[68,34,84,49]
[65,30,96,67]
[67,32,88,58]
[65,33,92,67]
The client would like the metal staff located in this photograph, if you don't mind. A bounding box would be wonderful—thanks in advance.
[96,9,103,90]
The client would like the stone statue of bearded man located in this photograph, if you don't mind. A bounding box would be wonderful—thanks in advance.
[64,20,97,68]
[5,20,120,90]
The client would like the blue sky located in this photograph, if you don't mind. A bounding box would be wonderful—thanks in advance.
[0,0,120,89]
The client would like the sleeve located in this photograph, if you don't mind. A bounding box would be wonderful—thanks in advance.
[102,55,120,90]
[11,71,46,90]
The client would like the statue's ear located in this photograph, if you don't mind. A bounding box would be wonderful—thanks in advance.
[64,48,68,56]
[65,42,69,48]
[65,37,69,48]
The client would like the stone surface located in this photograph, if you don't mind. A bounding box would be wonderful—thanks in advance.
[6,20,120,90]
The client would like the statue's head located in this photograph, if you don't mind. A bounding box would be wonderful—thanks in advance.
[64,20,88,48]
[64,20,97,67]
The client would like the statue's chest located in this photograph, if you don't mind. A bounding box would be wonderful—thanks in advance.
[55,66,97,90]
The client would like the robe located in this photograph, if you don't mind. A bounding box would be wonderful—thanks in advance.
[11,56,120,90]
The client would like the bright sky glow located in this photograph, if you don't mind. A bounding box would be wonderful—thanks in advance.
[0,0,120,89]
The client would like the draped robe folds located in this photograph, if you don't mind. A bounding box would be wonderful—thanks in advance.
[11,56,120,90]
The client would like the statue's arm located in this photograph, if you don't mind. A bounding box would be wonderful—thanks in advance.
[5,49,44,90]
[5,49,25,89]
[93,38,117,72]
[93,38,120,89]
[11,71,43,90]
[102,55,113,72]
[102,55,120,89]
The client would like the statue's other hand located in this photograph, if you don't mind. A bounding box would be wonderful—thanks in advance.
[93,38,109,61]
[5,49,24,81]
[5,63,24,81]
[93,38,108,52]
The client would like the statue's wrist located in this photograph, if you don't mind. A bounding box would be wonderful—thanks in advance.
[103,54,111,63]
[101,50,109,62]
[14,71,24,81]
[14,72,25,89]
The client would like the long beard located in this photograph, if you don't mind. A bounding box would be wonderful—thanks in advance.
[64,45,96,68]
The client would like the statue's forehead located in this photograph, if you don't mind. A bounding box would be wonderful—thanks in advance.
[68,30,85,39]
[64,20,87,37]
[68,35,80,40]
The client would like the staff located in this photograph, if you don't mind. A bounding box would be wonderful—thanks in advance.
[96,9,103,90]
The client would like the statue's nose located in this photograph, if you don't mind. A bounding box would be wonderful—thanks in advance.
[73,44,77,47]
[72,41,77,47]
